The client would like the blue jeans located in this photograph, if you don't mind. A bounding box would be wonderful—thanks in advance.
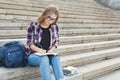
[28,53,64,80]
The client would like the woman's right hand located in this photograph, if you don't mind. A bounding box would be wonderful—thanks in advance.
[37,48,46,54]
[30,44,46,54]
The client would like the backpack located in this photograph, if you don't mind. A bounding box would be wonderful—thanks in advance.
[0,47,2,67]
[0,41,27,68]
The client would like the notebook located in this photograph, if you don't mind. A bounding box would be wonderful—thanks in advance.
[63,66,78,76]
[34,52,57,56]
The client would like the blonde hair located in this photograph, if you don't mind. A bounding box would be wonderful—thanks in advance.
[37,5,59,24]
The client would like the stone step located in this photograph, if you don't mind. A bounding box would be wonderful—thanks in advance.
[0,22,120,30]
[3,1,120,15]
[60,14,120,21]
[0,16,119,24]
[92,69,120,80]
[61,47,120,67]
[0,2,99,13]
[65,57,120,80]
[1,29,120,39]
[0,2,106,14]
[57,40,120,55]
[0,4,113,18]
[0,0,119,19]
[0,0,109,10]
[0,8,120,22]
[1,38,120,55]
[60,29,120,36]
[61,13,120,22]
[60,34,120,45]
[0,34,120,46]
[54,1,120,15]
[1,0,119,16]
[24,47,120,80]
[0,2,120,19]
[58,18,120,24]
[0,14,120,24]
[32,0,105,10]
[0,0,114,13]
[0,22,27,30]
[1,47,120,80]
[74,57,120,80]
[59,24,120,29]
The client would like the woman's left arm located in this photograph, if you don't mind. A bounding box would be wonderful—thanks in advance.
[47,24,59,53]
[54,24,59,48]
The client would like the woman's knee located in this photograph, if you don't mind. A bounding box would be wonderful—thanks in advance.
[51,55,60,61]
[28,54,41,66]
[49,55,61,64]
[40,56,50,65]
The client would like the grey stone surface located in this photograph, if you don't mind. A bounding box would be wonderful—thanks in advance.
[92,69,120,80]
[1,0,120,80]
[96,0,120,10]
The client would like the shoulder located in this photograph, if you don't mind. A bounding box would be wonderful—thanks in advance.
[51,24,59,32]
[28,21,40,29]
[51,24,59,29]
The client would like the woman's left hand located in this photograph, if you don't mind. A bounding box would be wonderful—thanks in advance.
[47,48,54,53]
[47,46,56,53]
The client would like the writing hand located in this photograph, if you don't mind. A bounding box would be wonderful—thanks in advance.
[38,49,46,54]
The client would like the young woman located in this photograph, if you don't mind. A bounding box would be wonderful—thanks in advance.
[26,5,64,80]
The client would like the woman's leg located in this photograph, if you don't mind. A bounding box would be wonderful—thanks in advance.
[28,53,51,80]
[49,55,64,80]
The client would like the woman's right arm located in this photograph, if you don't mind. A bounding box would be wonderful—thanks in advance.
[30,44,46,54]
[27,22,46,54]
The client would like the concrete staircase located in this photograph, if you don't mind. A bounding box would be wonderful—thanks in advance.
[0,0,120,80]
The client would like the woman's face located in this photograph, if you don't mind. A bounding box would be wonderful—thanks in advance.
[44,14,57,25]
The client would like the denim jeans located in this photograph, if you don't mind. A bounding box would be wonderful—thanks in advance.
[28,53,64,80]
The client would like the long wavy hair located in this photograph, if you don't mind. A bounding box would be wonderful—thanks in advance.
[37,5,59,24]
